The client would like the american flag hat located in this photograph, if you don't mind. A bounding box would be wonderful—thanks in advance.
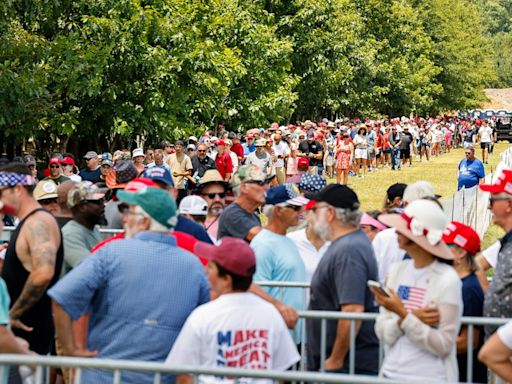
[378,199,453,260]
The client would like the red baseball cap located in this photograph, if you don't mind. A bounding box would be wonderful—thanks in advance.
[298,157,310,168]
[442,221,481,255]
[124,178,159,192]
[0,201,16,216]
[61,157,75,166]
[479,170,512,195]
[216,140,226,146]
[49,158,60,166]
[194,237,256,277]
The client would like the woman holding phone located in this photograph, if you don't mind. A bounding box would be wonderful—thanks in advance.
[370,199,462,382]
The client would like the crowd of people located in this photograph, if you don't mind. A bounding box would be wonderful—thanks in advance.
[0,115,510,384]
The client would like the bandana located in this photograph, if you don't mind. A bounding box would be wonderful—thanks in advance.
[0,172,36,187]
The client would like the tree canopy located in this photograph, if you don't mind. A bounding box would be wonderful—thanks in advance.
[0,0,499,153]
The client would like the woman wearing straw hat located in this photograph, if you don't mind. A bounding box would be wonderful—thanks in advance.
[370,199,462,382]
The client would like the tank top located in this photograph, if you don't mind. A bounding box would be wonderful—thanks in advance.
[2,208,64,354]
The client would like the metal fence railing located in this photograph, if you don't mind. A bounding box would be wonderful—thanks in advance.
[0,354,469,384]
[0,236,506,383]
[256,282,508,383]
[1,226,123,241]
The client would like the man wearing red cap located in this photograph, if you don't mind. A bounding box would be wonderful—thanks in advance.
[43,158,70,185]
[165,237,299,382]
[479,170,512,337]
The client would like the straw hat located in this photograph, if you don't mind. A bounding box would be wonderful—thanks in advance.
[379,199,452,260]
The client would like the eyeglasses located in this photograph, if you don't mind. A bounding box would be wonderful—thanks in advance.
[310,204,330,213]
[117,204,129,214]
[39,198,57,205]
[50,165,60,169]
[117,204,144,216]
[85,158,94,161]
[202,192,226,199]
[62,163,73,167]
[197,150,206,153]
[465,152,472,155]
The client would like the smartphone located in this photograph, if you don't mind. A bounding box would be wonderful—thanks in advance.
[367,280,391,297]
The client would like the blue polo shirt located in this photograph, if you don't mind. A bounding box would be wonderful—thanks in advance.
[242,143,255,156]
[458,158,485,190]
[48,231,209,383]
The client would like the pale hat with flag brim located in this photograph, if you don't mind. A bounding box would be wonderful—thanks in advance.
[378,199,453,260]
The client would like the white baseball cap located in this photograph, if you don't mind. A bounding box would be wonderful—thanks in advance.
[179,195,208,216]
[132,148,145,158]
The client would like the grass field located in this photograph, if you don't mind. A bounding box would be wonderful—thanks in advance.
[332,142,510,248]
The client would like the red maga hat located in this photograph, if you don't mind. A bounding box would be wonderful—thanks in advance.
[442,221,481,255]
[479,170,512,195]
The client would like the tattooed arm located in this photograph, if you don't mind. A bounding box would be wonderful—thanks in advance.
[9,215,59,330]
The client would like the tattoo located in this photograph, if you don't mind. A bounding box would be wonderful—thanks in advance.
[10,281,47,320]
[27,219,57,269]
[10,217,58,319]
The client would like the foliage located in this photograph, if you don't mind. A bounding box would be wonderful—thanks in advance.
[0,0,502,152]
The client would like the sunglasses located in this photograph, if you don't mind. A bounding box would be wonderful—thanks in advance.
[197,150,206,153]
[284,204,302,211]
[245,180,266,186]
[202,192,226,199]
[39,198,57,205]
[50,165,60,169]
[118,204,129,214]
[465,152,472,155]
[85,199,105,205]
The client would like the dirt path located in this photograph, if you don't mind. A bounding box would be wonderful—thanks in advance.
[482,88,512,110]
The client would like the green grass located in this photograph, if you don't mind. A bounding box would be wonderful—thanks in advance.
[328,142,510,247]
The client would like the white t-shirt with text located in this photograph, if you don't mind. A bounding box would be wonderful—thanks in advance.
[165,292,299,384]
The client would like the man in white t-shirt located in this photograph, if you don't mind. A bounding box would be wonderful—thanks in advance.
[477,120,493,164]
[165,237,299,384]
[271,134,290,184]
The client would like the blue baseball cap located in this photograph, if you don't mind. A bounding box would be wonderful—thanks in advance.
[143,167,174,187]
[265,184,309,206]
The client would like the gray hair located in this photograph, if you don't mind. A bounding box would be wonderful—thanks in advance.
[134,205,169,233]
[333,207,362,227]
[262,204,275,218]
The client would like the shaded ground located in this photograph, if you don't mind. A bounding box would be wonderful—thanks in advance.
[483,88,512,110]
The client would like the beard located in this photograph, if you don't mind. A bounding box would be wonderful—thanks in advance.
[311,211,332,241]
[208,205,224,217]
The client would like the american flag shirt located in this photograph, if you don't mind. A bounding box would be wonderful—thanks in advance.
[397,285,427,312]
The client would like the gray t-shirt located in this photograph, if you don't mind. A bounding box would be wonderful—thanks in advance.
[217,203,261,241]
[61,220,101,276]
[307,229,379,373]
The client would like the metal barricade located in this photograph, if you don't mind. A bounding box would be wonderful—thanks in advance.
[1,226,123,241]
[0,354,448,384]
[256,282,509,382]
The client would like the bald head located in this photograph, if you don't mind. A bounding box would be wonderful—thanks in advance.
[57,180,78,215]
